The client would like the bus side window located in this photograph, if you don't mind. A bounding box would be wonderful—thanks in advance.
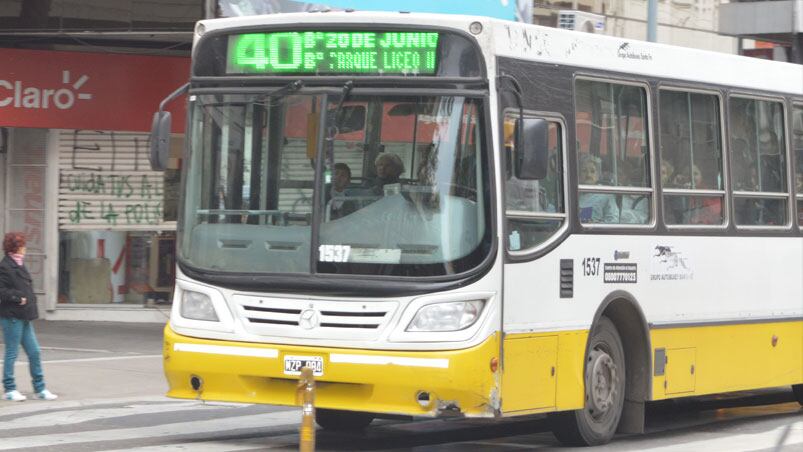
[505,115,565,251]
[575,79,652,225]
[729,97,789,226]
[792,105,803,226]
[659,90,725,226]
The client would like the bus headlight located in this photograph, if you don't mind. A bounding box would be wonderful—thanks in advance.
[406,300,485,332]
[180,290,219,322]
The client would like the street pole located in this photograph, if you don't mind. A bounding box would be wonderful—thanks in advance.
[791,0,803,63]
[647,0,657,42]
[297,367,316,452]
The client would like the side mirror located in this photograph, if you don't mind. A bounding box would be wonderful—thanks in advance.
[149,82,189,171]
[150,111,172,170]
[515,117,549,180]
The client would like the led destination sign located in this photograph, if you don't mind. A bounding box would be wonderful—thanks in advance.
[227,31,440,75]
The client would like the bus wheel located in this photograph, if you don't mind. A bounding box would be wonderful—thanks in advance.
[793,385,803,406]
[551,316,625,446]
[315,408,375,431]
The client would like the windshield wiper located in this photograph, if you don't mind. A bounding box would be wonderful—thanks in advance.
[331,80,354,127]
[273,79,305,97]
[321,81,355,170]
[257,80,305,105]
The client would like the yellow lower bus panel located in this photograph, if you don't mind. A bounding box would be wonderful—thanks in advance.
[501,330,588,415]
[164,326,501,417]
[650,320,803,400]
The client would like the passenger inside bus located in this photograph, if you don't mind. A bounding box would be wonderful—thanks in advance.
[729,104,760,191]
[326,163,359,220]
[578,154,619,223]
[732,124,786,224]
[758,130,784,192]
[367,153,405,195]
[686,163,722,224]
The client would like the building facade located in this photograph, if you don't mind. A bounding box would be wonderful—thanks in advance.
[720,0,803,63]
[0,0,198,321]
[534,0,737,53]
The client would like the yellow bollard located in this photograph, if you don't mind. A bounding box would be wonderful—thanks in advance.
[297,367,316,452]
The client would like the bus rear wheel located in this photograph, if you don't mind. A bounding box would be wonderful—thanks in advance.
[315,408,375,431]
[793,385,803,406]
[551,316,625,446]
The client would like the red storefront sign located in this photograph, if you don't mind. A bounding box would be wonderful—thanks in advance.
[0,49,189,132]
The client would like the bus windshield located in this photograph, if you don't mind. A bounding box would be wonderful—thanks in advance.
[181,92,490,277]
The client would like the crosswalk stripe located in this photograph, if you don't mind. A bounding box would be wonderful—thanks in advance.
[0,409,301,450]
[459,440,543,449]
[0,396,174,417]
[99,441,280,451]
[0,400,209,430]
[9,354,164,365]
[39,346,112,353]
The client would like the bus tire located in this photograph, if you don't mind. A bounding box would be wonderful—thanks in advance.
[793,385,803,406]
[315,408,375,431]
[551,316,626,446]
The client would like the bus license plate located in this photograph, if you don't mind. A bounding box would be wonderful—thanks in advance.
[284,355,324,376]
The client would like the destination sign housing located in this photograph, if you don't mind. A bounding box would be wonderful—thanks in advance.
[226,31,440,75]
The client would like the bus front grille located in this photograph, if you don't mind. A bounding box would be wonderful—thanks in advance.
[233,295,398,340]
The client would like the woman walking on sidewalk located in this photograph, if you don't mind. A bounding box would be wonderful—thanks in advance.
[0,232,57,402]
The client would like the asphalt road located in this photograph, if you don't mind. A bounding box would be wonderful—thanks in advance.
[0,320,800,451]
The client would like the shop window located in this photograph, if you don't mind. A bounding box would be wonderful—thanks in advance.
[56,127,179,305]
[58,231,175,305]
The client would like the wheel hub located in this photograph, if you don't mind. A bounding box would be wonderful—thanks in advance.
[587,349,618,417]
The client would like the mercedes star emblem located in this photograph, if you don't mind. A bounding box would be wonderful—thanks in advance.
[298,309,320,330]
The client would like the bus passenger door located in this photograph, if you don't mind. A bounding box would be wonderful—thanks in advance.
[501,115,569,413]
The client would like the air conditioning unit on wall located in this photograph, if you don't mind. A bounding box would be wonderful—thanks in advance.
[558,10,606,33]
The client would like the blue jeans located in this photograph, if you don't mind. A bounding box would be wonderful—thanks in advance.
[1,317,45,393]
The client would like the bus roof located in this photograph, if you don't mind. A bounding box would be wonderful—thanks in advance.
[494,20,803,96]
[197,11,803,96]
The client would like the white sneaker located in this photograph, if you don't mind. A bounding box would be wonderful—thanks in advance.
[3,390,27,401]
[34,389,58,400]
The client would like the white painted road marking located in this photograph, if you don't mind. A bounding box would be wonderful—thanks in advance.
[0,401,204,430]
[0,395,799,451]
[5,354,163,366]
[0,408,300,450]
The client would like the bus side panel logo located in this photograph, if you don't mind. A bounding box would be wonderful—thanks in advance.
[650,245,693,281]
[603,263,637,283]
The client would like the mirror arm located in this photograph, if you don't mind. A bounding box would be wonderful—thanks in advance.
[159,82,190,112]
[332,80,354,126]
[497,73,524,145]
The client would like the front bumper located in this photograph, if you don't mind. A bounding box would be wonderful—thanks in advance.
[163,326,501,417]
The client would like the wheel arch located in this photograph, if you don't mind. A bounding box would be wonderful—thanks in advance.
[587,290,652,434]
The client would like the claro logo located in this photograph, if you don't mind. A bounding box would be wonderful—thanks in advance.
[0,70,92,110]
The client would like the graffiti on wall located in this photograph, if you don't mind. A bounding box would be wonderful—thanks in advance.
[58,130,166,228]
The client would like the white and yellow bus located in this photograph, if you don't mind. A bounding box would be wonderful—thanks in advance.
[152,11,803,446]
